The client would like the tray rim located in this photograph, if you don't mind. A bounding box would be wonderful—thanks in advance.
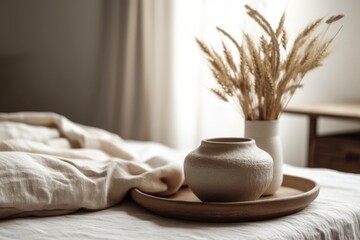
[130,174,320,222]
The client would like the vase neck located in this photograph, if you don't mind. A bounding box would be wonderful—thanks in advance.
[244,120,280,138]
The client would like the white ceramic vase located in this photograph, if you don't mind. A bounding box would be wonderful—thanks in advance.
[184,138,273,202]
[244,120,283,195]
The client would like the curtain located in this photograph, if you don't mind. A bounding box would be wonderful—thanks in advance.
[95,0,284,150]
[95,0,177,146]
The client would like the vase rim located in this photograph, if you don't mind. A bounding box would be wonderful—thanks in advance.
[244,119,279,122]
[202,137,254,145]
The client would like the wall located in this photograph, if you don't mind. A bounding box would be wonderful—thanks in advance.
[0,0,102,125]
[280,0,360,166]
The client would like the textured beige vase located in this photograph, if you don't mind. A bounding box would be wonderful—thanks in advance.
[184,138,273,202]
[244,120,283,195]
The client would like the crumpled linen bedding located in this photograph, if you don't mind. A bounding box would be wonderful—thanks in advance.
[0,112,184,219]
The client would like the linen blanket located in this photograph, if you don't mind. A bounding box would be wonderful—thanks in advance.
[0,112,184,219]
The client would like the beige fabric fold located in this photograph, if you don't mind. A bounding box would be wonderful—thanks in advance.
[0,112,184,219]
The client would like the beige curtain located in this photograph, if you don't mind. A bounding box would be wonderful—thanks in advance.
[95,0,272,150]
[95,0,177,146]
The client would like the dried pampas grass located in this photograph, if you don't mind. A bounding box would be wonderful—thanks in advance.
[197,5,344,120]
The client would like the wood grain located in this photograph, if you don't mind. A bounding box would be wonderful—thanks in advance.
[284,101,360,120]
[130,175,320,222]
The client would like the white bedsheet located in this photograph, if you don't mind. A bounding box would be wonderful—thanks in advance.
[0,112,183,219]
[0,141,360,240]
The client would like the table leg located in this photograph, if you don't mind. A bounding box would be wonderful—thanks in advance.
[308,116,318,167]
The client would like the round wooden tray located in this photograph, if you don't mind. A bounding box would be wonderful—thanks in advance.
[130,175,320,222]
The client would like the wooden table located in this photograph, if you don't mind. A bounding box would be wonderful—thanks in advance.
[284,101,360,173]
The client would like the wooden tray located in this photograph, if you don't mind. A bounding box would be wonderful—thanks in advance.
[130,175,320,222]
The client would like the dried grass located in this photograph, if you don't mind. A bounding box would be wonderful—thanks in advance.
[197,5,344,120]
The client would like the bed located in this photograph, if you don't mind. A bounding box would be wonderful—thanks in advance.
[0,112,359,240]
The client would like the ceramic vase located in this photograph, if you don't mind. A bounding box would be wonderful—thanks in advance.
[244,120,283,195]
[184,138,273,202]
